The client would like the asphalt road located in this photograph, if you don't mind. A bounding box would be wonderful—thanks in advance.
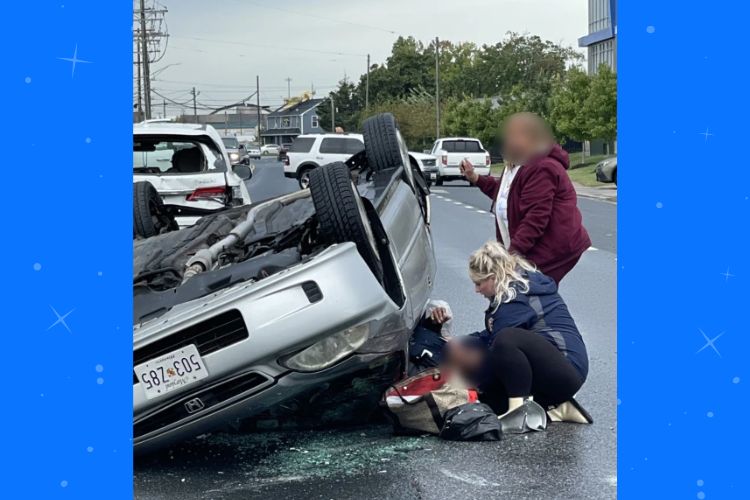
[134,160,617,500]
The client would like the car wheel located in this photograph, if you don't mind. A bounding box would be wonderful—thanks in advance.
[298,166,315,189]
[309,162,383,283]
[436,177,444,186]
[362,113,410,173]
[133,181,178,239]
[613,168,617,186]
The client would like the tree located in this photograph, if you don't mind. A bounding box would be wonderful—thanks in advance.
[317,78,362,132]
[360,90,436,150]
[442,98,503,148]
[548,67,592,143]
[582,65,617,143]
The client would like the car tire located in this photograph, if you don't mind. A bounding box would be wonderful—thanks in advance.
[133,181,178,239]
[298,165,316,189]
[362,113,409,172]
[613,169,617,186]
[436,177,444,186]
[309,162,383,283]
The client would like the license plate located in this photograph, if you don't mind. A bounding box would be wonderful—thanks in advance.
[134,344,209,400]
[430,173,436,180]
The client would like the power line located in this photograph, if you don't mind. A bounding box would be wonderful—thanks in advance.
[235,0,400,35]
[171,35,367,57]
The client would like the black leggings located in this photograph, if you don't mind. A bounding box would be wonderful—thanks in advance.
[480,328,584,414]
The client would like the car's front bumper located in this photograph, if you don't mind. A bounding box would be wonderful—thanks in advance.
[133,242,405,453]
[596,164,613,183]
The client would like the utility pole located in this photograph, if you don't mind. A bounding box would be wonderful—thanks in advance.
[285,77,292,100]
[331,97,335,131]
[136,45,143,120]
[191,87,198,119]
[256,75,262,143]
[139,0,152,119]
[366,53,370,112]
[435,37,441,139]
[163,99,166,119]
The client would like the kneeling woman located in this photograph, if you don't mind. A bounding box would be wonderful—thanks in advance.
[435,241,592,423]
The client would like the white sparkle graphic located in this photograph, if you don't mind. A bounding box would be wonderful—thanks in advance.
[697,479,705,487]
[698,492,706,499]
[720,267,735,282]
[60,480,68,488]
[48,306,74,333]
[24,76,31,84]
[733,376,741,384]
[96,377,104,385]
[699,128,713,141]
[646,25,656,34]
[95,364,104,373]
[656,201,663,209]
[57,44,92,78]
[707,411,714,418]
[697,329,724,357]
[33,263,41,271]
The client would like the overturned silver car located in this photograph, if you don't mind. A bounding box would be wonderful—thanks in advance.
[133,114,436,454]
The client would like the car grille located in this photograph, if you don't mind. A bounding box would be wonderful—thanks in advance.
[422,159,436,167]
[133,371,271,439]
[133,310,249,384]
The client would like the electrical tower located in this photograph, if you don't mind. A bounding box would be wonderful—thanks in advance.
[133,0,169,121]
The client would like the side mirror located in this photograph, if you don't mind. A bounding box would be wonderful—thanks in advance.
[233,164,252,180]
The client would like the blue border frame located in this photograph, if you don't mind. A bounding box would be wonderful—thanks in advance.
[3,1,133,497]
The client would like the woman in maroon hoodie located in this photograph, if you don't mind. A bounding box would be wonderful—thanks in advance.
[461,112,591,283]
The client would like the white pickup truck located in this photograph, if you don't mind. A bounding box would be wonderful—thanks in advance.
[428,137,491,186]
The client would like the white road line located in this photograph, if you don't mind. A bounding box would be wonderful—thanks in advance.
[431,189,448,194]
[587,247,599,251]
[453,202,463,205]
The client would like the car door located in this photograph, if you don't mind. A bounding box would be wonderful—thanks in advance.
[377,180,436,327]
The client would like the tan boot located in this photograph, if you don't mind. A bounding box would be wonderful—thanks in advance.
[497,397,528,419]
[546,397,593,424]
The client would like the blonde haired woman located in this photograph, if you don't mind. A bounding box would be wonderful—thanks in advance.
[432,241,592,423]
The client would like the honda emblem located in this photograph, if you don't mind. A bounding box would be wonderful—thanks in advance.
[184,397,205,414]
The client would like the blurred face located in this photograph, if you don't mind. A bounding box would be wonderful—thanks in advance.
[446,341,485,378]
[473,276,496,300]
[502,117,536,164]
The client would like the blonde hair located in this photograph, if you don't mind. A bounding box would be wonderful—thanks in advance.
[469,241,537,304]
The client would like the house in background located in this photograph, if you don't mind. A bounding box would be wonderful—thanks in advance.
[176,104,271,140]
[262,95,324,146]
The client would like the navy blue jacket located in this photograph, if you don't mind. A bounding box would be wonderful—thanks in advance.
[468,271,589,380]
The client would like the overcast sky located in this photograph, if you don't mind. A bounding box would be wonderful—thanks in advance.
[143,0,588,115]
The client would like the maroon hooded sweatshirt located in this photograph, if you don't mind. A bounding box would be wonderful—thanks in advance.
[474,144,591,283]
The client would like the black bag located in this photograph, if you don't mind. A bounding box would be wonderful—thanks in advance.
[408,325,447,371]
[439,402,503,441]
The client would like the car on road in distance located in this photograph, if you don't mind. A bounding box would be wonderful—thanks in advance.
[132,112,435,454]
[242,142,262,160]
[277,143,293,163]
[133,123,253,233]
[429,137,491,185]
[220,136,250,166]
[261,144,281,156]
[595,156,617,186]
[410,152,439,186]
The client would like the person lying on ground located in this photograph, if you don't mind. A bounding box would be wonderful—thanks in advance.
[459,112,591,283]
[430,240,593,423]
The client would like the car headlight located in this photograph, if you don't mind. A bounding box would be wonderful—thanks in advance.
[230,153,239,160]
[281,324,370,372]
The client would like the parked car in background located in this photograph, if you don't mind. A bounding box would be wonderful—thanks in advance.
[132,113,435,454]
[242,142,262,160]
[261,144,281,156]
[595,156,617,186]
[221,136,250,166]
[133,123,253,232]
[429,137,491,185]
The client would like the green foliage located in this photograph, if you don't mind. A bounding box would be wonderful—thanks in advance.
[582,65,617,142]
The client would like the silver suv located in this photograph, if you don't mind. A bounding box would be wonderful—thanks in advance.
[133,113,435,454]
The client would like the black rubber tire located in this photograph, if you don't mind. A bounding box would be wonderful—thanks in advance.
[309,162,383,282]
[436,177,444,186]
[613,168,617,186]
[362,113,407,172]
[133,181,178,239]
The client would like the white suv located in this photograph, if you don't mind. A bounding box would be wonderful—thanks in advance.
[283,133,365,188]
